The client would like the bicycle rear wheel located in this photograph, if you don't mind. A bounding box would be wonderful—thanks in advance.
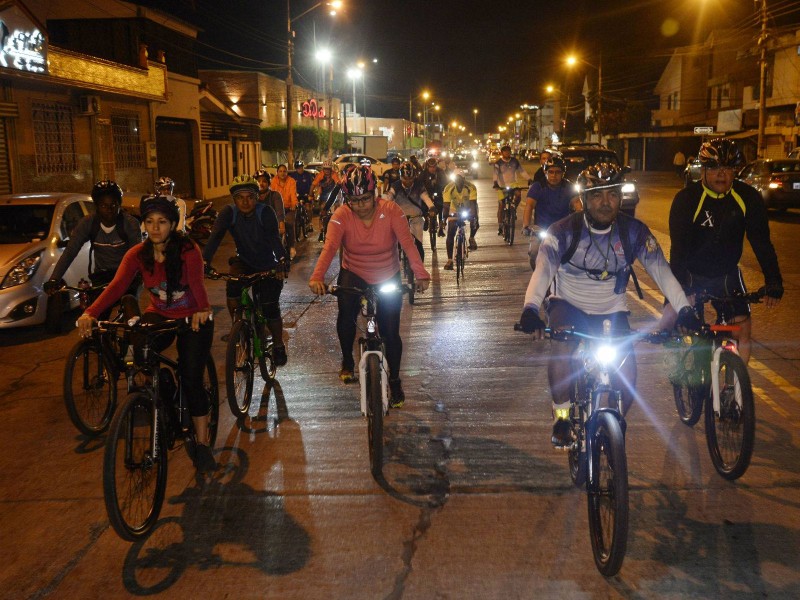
[63,338,117,436]
[366,354,384,478]
[587,411,628,576]
[671,343,709,426]
[103,392,167,541]
[225,319,254,419]
[705,351,755,480]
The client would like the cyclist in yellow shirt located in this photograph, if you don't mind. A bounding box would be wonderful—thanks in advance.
[442,171,479,270]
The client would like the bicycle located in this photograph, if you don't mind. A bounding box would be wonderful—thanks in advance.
[447,209,471,285]
[515,320,635,576]
[662,290,764,480]
[427,209,438,251]
[101,317,219,541]
[61,281,130,437]
[206,269,282,420]
[329,282,407,478]
[398,215,422,306]
[295,197,309,241]
[501,186,525,246]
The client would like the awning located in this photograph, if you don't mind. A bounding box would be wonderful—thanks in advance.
[725,129,758,140]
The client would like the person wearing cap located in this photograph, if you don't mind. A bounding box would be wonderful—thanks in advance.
[289,160,315,235]
[311,160,342,241]
[203,175,289,366]
[77,195,217,473]
[254,169,285,237]
[441,170,479,270]
[271,164,299,260]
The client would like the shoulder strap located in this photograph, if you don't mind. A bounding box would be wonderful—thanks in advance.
[616,214,644,299]
[560,212,585,265]
[231,203,265,227]
[87,215,101,275]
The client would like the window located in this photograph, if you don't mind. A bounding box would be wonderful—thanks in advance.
[32,102,78,175]
[61,202,85,238]
[111,114,144,168]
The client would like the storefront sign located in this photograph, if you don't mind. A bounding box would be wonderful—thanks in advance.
[0,6,47,74]
[302,98,325,119]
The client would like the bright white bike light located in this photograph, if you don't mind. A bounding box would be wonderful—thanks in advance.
[379,282,398,294]
[537,230,548,240]
[460,210,469,218]
[595,344,617,365]
[621,183,635,193]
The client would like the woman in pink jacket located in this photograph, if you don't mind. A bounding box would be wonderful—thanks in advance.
[309,164,430,406]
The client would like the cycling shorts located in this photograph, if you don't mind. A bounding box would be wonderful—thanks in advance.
[547,298,631,336]
[685,268,750,321]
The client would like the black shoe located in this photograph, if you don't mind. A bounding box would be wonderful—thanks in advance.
[389,378,405,408]
[437,229,445,238]
[273,345,287,366]
[497,227,503,236]
[194,443,217,473]
[551,418,573,449]
[469,238,478,250]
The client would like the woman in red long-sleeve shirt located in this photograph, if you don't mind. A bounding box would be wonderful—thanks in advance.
[309,164,430,407]
[77,196,216,473]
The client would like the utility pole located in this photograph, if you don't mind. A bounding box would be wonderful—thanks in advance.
[597,51,602,145]
[327,63,333,158]
[756,0,768,159]
[286,0,294,165]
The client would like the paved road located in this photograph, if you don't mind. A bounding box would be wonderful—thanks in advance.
[1,167,798,599]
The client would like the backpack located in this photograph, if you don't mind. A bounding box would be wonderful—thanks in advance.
[559,211,643,299]
[88,212,130,275]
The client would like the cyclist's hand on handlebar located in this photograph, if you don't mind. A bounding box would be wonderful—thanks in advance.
[190,308,213,332]
[519,307,546,338]
[676,305,701,333]
[309,279,327,295]
[759,283,783,308]
[76,313,96,338]
[427,208,438,219]
[416,279,430,293]
[43,279,60,296]
[492,182,500,189]
[204,264,219,279]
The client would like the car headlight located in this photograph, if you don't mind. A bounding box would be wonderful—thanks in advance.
[1,251,43,289]
[471,162,479,169]
[621,183,636,193]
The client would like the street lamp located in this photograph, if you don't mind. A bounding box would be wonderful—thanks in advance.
[315,48,334,158]
[473,108,478,133]
[566,52,602,144]
[286,1,341,164]
[346,67,362,134]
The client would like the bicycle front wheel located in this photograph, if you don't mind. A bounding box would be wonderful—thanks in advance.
[456,235,465,285]
[587,411,629,577]
[258,334,277,382]
[63,338,117,436]
[671,343,709,426]
[507,209,516,246]
[366,354,384,478]
[103,392,167,541]
[204,356,220,447]
[225,319,254,419]
[705,351,755,480]
[405,257,415,305]
[429,220,437,251]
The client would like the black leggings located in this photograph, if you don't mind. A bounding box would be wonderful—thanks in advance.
[336,269,403,380]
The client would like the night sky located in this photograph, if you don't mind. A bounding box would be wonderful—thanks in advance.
[168,0,786,132]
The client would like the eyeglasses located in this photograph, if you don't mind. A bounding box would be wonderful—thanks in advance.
[707,166,735,175]
[347,194,374,205]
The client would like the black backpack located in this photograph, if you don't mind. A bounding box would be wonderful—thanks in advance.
[559,211,643,299]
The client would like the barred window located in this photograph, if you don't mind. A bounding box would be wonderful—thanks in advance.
[111,114,144,168]
[32,102,78,175]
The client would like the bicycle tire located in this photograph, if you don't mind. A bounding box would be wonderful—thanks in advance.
[587,411,628,577]
[429,220,437,251]
[456,235,465,285]
[103,392,167,541]
[508,209,516,246]
[404,255,415,305]
[705,351,755,480]
[225,320,254,419]
[204,356,220,447]
[672,343,709,426]
[63,338,118,436]
[366,353,384,478]
[258,335,277,381]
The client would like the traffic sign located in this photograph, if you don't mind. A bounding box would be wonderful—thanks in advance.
[694,126,714,134]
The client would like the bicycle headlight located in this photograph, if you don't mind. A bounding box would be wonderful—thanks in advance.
[537,230,548,240]
[449,172,456,182]
[621,183,635,193]
[1,251,43,289]
[460,210,469,219]
[379,282,398,294]
[594,344,617,365]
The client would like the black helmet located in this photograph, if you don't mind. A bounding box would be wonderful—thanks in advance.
[543,156,566,172]
[91,180,123,204]
[698,138,743,169]
[391,156,401,165]
[140,194,180,223]
[253,169,271,184]
[399,161,416,179]
[155,176,175,195]
[425,157,438,169]
[577,162,630,193]
[340,164,376,196]
[294,160,304,169]
[229,174,259,197]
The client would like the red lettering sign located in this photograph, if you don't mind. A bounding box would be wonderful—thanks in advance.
[302,99,325,119]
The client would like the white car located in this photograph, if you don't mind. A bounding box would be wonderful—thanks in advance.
[330,154,391,177]
[0,193,93,331]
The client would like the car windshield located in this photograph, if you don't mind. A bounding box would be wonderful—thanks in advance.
[769,161,800,173]
[562,151,621,177]
[0,205,55,243]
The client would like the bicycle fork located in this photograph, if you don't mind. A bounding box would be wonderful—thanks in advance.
[710,342,740,416]
[358,349,389,416]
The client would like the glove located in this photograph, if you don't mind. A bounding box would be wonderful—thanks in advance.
[676,306,702,332]
[43,280,60,296]
[492,183,501,190]
[522,226,533,237]
[760,282,784,300]
[519,307,546,334]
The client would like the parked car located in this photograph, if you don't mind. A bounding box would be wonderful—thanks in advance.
[452,153,480,178]
[683,158,702,187]
[0,193,93,331]
[738,158,800,211]
[558,145,640,217]
[788,147,800,160]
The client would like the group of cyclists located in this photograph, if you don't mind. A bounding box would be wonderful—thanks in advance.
[49,135,782,471]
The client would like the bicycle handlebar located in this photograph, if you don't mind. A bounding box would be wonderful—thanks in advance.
[328,283,410,297]
[514,323,654,344]
[693,289,765,305]
[205,269,284,284]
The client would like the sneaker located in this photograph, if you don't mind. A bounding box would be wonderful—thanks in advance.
[437,229,445,238]
[194,443,217,473]
[339,366,358,383]
[289,247,297,260]
[389,379,405,408]
[273,345,287,366]
[469,237,478,250]
[551,418,573,449]
[444,260,454,270]
[497,227,503,236]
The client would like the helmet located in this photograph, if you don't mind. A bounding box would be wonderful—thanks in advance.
[322,159,334,170]
[253,169,271,183]
[229,174,260,197]
[294,160,304,169]
[543,156,566,172]
[577,162,629,193]
[425,157,438,169]
[698,138,744,169]
[391,156,401,165]
[91,180,123,204]
[358,157,372,167]
[155,176,175,195]
[140,194,180,223]
[399,162,416,179]
[340,163,376,196]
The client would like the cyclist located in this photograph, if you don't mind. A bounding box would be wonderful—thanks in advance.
[44,180,142,312]
[203,175,288,366]
[522,155,582,269]
[381,156,402,195]
[441,170,479,270]
[271,164,299,260]
[663,138,783,364]
[254,169,286,238]
[493,144,532,235]
[311,160,342,242]
[308,164,431,405]
[518,163,699,447]
[289,160,315,235]
[419,156,449,237]
[155,176,186,233]
[409,155,423,175]
[76,195,216,473]
[385,161,437,262]
[531,150,552,186]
